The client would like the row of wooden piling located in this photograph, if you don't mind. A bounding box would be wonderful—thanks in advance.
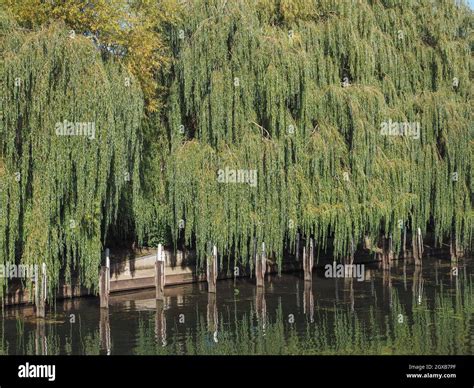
[34,228,462,316]
[96,240,314,310]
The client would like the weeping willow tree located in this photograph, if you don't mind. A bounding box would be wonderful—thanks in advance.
[0,11,143,299]
[0,0,472,301]
[136,0,472,270]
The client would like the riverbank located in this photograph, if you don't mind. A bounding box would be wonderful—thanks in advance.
[2,238,457,308]
[1,255,472,355]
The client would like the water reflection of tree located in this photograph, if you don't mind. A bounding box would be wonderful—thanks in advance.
[1,267,472,355]
[128,273,472,355]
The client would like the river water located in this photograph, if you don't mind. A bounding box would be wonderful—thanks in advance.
[1,256,473,355]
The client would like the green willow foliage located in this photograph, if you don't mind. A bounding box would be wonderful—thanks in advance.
[0,13,143,298]
[0,1,473,300]
[138,0,473,269]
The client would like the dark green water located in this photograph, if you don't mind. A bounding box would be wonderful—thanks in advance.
[1,257,473,355]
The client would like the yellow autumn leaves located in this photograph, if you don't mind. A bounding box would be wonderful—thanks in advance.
[2,0,181,112]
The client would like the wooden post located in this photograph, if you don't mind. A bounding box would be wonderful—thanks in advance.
[256,246,261,287]
[303,239,314,282]
[382,234,393,269]
[412,234,418,262]
[388,234,394,262]
[363,235,371,250]
[402,227,407,259]
[302,246,307,279]
[207,245,217,293]
[99,249,110,308]
[417,228,423,259]
[450,232,463,261]
[350,238,355,264]
[35,263,46,318]
[413,228,423,266]
[155,244,165,300]
[450,233,456,262]
[106,249,110,294]
[295,232,300,262]
[256,242,266,287]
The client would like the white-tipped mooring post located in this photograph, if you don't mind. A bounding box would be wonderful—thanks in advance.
[303,239,314,282]
[256,242,266,288]
[35,262,47,318]
[99,248,110,308]
[207,245,217,293]
[413,228,423,266]
[382,235,393,269]
[450,232,463,262]
[155,244,165,300]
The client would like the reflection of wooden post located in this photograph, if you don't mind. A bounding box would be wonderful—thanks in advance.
[303,280,314,322]
[207,245,218,293]
[403,261,407,290]
[35,319,47,355]
[207,292,218,341]
[256,242,266,288]
[350,277,355,311]
[255,286,266,327]
[100,308,111,355]
[412,264,423,304]
[155,244,165,300]
[100,249,110,308]
[303,239,314,282]
[35,262,47,318]
[155,300,167,347]
[383,265,392,287]
[382,265,392,308]
[345,277,355,312]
